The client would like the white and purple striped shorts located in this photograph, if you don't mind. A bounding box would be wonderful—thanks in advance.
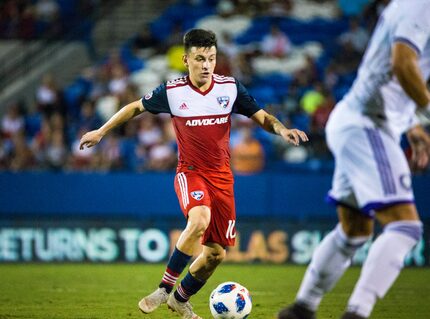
[326,125,414,217]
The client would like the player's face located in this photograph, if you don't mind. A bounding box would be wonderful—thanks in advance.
[184,46,217,88]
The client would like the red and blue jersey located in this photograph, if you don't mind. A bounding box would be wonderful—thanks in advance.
[141,74,261,187]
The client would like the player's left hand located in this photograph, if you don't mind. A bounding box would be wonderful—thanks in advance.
[280,128,309,146]
[407,125,430,170]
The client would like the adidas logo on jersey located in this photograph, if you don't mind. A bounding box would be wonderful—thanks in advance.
[179,103,188,110]
[185,115,229,127]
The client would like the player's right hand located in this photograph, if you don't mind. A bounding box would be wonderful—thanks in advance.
[407,125,430,170]
[280,128,309,146]
[79,129,104,150]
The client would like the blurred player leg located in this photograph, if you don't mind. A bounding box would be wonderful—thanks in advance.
[343,204,422,318]
[279,207,371,319]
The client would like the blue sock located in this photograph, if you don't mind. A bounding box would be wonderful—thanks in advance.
[159,247,191,293]
[174,271,206,302]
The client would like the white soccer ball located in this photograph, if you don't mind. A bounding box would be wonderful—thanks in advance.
[209,281,252,319]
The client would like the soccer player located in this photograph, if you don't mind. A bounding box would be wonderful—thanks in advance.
[278,1,430,319]
[79,29,308,319]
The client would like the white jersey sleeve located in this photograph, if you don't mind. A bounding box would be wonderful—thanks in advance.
[393,2,430,54]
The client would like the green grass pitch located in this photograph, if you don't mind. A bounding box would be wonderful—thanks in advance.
[0,264,429,318]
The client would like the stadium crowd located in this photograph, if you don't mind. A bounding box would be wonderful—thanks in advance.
[0,0,100,39]
[1,0,424,175]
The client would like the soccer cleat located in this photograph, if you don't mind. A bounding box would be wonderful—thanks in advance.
[138,287,169,314]
[340,312,366,319]
[278,302,316,319]
[167,294,202,319]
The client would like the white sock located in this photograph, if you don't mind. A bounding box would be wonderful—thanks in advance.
[347,221,422,318]
[296,224,370,311]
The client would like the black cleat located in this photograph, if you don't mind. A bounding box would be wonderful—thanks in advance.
[340,312,366,319]
[278,302,316,319]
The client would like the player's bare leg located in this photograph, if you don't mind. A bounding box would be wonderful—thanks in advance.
[167,244,224,319]
[342,203,422,318]
[278,206,372,319]
[139,206,210,316]
[164,206,213,318]
[189,243,226,280]
[176,206,211,255]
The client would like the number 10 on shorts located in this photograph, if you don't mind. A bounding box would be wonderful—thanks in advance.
[226,220,236,239]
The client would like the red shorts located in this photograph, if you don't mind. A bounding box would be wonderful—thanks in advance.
[174,170,236,247]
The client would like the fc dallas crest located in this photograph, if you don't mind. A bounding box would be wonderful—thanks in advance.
[217,96,230,108]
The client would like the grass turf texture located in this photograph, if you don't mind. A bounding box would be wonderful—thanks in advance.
[0,264,429,319]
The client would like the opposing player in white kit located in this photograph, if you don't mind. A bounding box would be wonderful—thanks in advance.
[278,1,430,319]
[79,29,308,319]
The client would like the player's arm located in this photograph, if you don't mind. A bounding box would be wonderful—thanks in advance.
[79,99,145,149]
[392,42,430,108]
[251,109,308,146]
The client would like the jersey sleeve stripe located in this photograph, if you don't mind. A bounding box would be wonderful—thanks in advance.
[166,82,188,90]
[393,36,421,55]
[213,74,235,82]
[214,80,236,84]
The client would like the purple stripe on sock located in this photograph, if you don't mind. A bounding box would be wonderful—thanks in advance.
[386,223,423,241]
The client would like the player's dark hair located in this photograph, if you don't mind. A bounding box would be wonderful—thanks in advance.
[183,29,217,52]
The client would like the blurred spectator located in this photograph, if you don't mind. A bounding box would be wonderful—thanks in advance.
[331,40,362,75]
[108,64,130,96]
[88,67,110,101]
[311,93,335,134]
[0,0,21,38]
[31,117,51,165]
[9,131,35,171]
[266,0,293,17]
[36,73,65,117]
[338,17,369,53]
[102,50,130,78]
[95,94,120,123]
[214,51,232,76]
[231,127,265,175]
[99,134,123,171]
[71,100,103,141]
[35,0,62,37]
[147,139,177,171]
[218,32,240,60]
[0,135,10,170]
[163,23,184,53]
[44,128,68,170]
[19,6,36,39]
[137,115,163,149]
[283,144,308,163]
[132,26,161,59]
[1,103,24,139]
[231,52,254,86]
[132,143,147,172]
[196,0,251,40]
[323,63,340,91]
[261,25,292,58]
[35,0,59,22]
[309,90,335,158]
